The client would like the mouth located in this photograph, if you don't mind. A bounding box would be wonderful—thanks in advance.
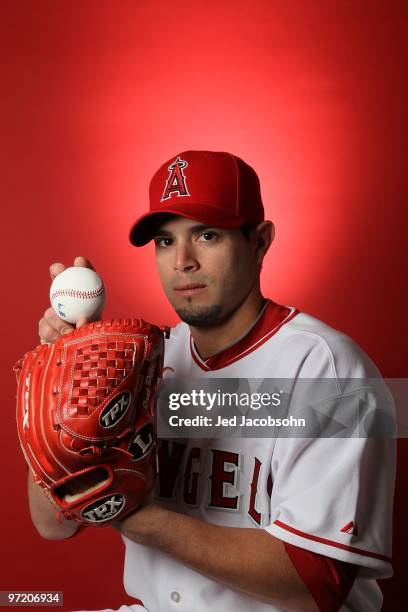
[173,283,207,297]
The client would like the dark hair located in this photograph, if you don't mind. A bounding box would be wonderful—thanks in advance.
[240,223,256,241]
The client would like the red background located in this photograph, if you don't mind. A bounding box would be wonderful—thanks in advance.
[1,1,406,610]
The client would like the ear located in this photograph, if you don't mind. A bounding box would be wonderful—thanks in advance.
[254,221,274,267]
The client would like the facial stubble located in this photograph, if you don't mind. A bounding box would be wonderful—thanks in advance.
[174,299,224,328]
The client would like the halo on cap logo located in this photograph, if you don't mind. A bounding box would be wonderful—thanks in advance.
[81,493,125,523]
[128,423,155,460]
[99,391,131,428]
[161,156,190,201]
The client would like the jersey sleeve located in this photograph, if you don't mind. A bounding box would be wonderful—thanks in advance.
[263,327,396,579]
[264,396,396,579]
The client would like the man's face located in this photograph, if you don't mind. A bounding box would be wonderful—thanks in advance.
[153,216,259,327]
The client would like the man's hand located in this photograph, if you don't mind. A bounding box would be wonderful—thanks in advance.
[38,256,97,343]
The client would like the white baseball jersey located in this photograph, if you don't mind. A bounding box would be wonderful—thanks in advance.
[122,299,395,612]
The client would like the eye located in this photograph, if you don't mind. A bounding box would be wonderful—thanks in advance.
[154,237,173,248]
[198,231,218,242]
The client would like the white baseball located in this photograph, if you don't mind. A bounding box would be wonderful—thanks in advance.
[50,267,106,324]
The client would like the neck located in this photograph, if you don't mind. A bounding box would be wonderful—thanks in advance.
[189,288,267,360]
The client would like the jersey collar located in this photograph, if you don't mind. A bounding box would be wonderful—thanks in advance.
[190,299,299,371]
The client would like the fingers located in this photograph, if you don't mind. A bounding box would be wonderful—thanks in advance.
[74,256,95,270]
[39,309,91,343]
[39,307,74,344]
[49,256,95,282]
[49,262,65,281]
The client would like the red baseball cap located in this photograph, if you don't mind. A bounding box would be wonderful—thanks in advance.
[129,150,265,246]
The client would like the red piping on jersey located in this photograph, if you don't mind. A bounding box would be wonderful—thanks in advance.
[190,300,299,371]
[274,519,392,563]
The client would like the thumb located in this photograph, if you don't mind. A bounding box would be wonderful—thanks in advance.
[76,316,89,329]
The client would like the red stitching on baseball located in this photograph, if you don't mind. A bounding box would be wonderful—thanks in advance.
[50,283,104,302]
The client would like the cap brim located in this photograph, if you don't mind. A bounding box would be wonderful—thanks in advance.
[129,204,246,246]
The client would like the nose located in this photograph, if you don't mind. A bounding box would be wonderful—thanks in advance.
[174,241,199,273]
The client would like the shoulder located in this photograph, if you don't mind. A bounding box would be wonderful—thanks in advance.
[279,309,381,378]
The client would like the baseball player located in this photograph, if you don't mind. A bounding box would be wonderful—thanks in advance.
[34,151,395,611]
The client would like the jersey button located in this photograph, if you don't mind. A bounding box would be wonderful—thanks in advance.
[170,591,181,603]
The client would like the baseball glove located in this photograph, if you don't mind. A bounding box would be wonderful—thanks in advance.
[14,318,165,527]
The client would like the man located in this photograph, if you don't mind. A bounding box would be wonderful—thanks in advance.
[36,151,395,611]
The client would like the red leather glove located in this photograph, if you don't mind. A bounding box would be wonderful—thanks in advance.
[15,318,165,527]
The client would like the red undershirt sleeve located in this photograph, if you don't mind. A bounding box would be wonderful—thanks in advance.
[284,541,359,612]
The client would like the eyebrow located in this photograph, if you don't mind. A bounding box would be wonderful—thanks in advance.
[152,224,214,238]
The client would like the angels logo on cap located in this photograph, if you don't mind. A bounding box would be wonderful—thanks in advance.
[129,150,265,246]
[161,156,190,201]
